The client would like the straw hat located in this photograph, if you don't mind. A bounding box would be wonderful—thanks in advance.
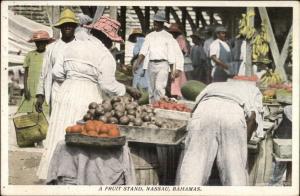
[215,26,227,33]
[153,10,166,22]
[28,30,55,43]
[53,9,79,28]
[84,16,123,43]
[168,23,183,34]
[190,28,205,39]
[128,28,144,42]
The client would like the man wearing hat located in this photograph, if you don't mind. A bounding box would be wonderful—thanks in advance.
[209,26,234,82]
[190,28,208,83]
[35,8,79,115]
[133,10,177,103]
[128,28,149,90]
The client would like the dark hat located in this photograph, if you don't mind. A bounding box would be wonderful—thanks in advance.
[215,26,227,33]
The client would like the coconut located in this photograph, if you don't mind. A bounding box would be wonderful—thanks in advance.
[148,124,158,129]
[128,122,134,126]
[88,102,98,109]
[88,109,96,115]
[119,116,130,125]
[127,115,136,122]
[115,111,124,119]
[134,118,143,126]
[83,113,92,121]
[102,103,112,112]
[155,120,163,127]
[95,106,105,116]
[104,112,112,118]
[142,115,151,122]
[98,116,108,123]
[111,97,121,105]
[125,103,136,111]
[127,109,136,116]
[108,117,119,124]
[114,104,126,113]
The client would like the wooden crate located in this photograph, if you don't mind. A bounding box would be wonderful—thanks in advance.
[154,108,191,121]
[273,139,292,159]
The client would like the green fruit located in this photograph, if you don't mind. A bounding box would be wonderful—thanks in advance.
[181,80,207,101]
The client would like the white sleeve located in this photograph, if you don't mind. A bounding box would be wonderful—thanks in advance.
[209,41,219,57]
[143,54,150,70]
[167,36,176,64]
[52,52,65,83]
[36,46,52,96]
[97,54,126,96]
[174,40,184,71]
[139,36,150,57]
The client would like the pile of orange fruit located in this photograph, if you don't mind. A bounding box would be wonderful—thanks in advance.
[66,120,120,138]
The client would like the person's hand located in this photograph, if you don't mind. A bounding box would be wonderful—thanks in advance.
[24,89,31,100]
[132,61,139,74]
[126,86,142,100]
[175,70,181,78]
[35,94,45,113]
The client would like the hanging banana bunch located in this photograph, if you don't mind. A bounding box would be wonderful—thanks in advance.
[252,19,271,64]
[237,10,256,40]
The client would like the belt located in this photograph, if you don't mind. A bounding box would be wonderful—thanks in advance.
[149,59,167,63]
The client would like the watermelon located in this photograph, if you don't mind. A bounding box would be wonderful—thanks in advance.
[181,80,207,101]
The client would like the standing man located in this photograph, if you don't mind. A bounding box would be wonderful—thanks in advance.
[133,10,176,103]
[176,81,264,185]
[35,9,79,114]
[190,28,208,83]
[209,26,233,82]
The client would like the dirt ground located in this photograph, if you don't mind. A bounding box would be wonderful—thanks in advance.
[9,151,44,185]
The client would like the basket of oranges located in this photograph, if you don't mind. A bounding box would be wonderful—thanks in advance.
[65,120,125,148]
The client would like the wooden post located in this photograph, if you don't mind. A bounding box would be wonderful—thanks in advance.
[145,6,150,33]
[110,6,118,20]
[181,7,187,34]
[245,7,255,76]
[258,7,287,81]
[120,6,126,64]
[195,7,200,28]
[45,6,60,39]
[165,7,170,23]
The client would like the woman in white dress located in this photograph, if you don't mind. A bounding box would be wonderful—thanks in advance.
[37,16,141,180]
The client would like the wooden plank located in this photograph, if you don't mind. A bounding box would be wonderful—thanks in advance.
[144,6,150,33]
[169,7,183,28]
[45,6,60,39]
[278,26,293,69]
[181,8,187,34]
[133,6,145,32]
[258,7,287,81]
[92,6,105,23]
[245,7,254,76]
[179,7,196,32]
[119,6,126,64]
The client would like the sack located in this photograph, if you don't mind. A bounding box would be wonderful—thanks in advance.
[13,112,48,147]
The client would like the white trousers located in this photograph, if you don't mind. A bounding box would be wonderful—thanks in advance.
[148,61,169,103]
[176,98,249,185]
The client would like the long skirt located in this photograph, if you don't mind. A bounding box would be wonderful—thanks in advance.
[37,79,103,180]
[171,72,187,98]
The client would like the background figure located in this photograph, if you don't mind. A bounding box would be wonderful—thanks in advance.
[168,23,187,99]
[16,31,54,147]
[210,26,234,82]
[128,28,149,91]
[134,10,177,103]
[203,25,215,83]
[190,28,208,84]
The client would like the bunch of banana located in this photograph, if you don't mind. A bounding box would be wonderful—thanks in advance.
[237,10,256,40]
[252,20,271,64]
[263,95,274,103]
[259,70,282,87]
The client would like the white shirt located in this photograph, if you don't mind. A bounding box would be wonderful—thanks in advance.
[139,30,175,64]
[203,37,214,57]
[142,37,183,72]
[52,35,126,96]
[209,39,231,67]
[36,39,75,105]
[195,81,264,138]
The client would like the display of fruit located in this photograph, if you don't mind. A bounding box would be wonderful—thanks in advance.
[66,120,120,138]
[181,80,207,101]
[268,83,292,92]
[152,100,192,113]
[233,75,258,81]
[259,69,282,87]
[237,10,256,40]
[81,96,183,129]
[252,19,272,64]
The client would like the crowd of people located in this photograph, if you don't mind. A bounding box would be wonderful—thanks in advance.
[13,8,289,186]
